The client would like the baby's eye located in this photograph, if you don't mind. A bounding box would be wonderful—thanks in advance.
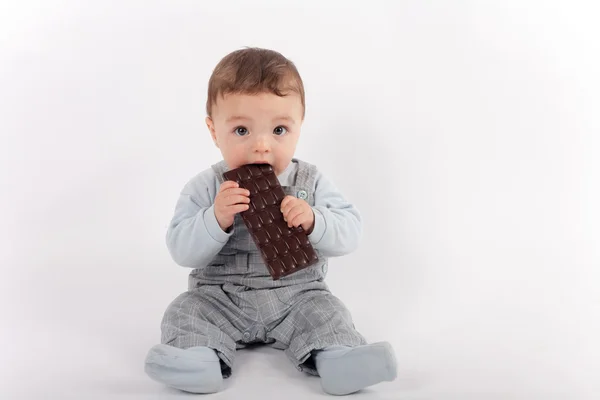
[234,127,249,136]
[273,126,288,136]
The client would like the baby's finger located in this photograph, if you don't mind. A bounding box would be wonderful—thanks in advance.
[288,210,308,228]
[227,203,250,214]
[224,194,251,205]
[284,204,305,227]
[220,180,240,191]
[222,187,251,198]
[280,196,296,214]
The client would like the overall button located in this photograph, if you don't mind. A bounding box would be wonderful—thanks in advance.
[243,332,251,341]
[297,190,308,200]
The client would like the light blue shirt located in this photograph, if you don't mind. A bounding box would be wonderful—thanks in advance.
[166,160,362,269]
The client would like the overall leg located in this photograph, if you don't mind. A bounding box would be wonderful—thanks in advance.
[268,289,397,395]
[145,286,246,393]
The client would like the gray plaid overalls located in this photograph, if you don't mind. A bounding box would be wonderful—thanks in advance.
[159,159,367,377]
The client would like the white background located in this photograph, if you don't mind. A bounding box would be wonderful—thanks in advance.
[1,1,599,399]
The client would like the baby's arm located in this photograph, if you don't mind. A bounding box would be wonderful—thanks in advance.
[166,173,232,268]
[308,171,362,257]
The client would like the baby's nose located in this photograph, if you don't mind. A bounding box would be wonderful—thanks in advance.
[252,135,271,152]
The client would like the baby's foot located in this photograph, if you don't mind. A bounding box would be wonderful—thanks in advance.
[314,341,397,395]
[144,344,223,393]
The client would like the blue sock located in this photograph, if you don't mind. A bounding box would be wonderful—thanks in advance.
[314,342,398,395]
[144,344,223,394]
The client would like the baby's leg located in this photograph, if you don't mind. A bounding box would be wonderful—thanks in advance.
[145,287,244,393]
[269,291,397,395]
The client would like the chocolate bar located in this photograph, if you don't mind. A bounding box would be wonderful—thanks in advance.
[223,164,319,280]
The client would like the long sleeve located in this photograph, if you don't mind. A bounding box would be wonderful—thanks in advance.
[166,172,232,268]
[307,171,363,257]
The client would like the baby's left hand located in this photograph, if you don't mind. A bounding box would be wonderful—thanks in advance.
[280,196,315,234]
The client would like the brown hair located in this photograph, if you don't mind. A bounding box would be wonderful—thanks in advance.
[206,47,305,118]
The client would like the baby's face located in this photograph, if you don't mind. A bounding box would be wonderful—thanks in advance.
[206,92,303,176]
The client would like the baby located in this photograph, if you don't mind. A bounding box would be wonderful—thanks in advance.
[144,47,398,395]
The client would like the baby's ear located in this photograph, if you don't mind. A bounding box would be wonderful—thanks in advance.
[205,117,219,148]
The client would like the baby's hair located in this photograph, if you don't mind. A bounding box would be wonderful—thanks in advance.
[206,47,305,118]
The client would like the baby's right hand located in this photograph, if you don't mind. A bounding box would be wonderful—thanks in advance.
[214,181,250,232]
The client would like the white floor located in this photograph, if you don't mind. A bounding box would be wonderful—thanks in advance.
[2,281,598,400]
[2,279,598,400]
[4,333,598,400]
[4,345,411,400]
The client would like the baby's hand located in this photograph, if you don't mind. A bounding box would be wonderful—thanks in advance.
[214,181,250,232]
[280,196,315,234]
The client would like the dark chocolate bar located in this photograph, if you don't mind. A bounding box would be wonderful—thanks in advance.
[223,164,319,280]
